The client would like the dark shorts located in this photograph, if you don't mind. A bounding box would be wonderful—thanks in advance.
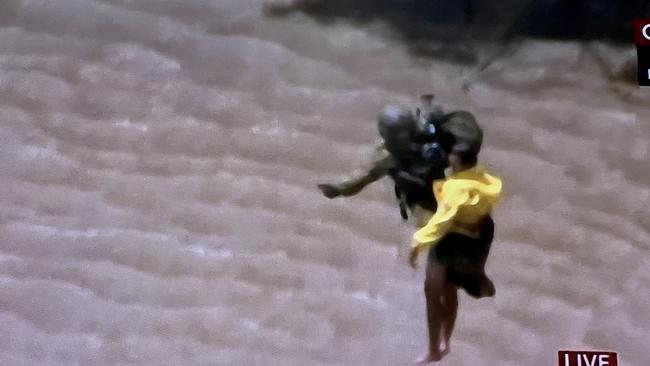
[427,216,495,298]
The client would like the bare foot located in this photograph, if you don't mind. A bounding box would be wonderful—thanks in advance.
[440,343,450,357]
[415,351,442,364]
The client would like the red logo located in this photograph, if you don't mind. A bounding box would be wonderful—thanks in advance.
[558,350,618,366]
[634,19,650,45]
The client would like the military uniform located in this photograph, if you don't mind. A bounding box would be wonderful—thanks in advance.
[319,108,484,223]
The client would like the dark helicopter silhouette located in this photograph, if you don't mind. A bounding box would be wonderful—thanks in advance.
[265,0,649,86]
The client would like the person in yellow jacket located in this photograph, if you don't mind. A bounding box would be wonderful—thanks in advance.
[408,142,503,364]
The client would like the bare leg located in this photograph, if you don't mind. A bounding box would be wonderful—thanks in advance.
[440,283,459,356]
[416,262,446,364]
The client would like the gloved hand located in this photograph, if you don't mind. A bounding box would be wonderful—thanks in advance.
[317,184,341,199]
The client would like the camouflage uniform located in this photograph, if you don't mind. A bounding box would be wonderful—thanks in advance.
[318,103,483,224]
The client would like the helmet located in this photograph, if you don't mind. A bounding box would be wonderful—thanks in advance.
[377,104,416,133]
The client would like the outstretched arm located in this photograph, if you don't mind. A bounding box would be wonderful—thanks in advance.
[318,154,393,198]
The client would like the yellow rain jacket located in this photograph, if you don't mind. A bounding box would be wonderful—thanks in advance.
[412,166,503,253]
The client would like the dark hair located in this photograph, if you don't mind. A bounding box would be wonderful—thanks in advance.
[450,142,478,166]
